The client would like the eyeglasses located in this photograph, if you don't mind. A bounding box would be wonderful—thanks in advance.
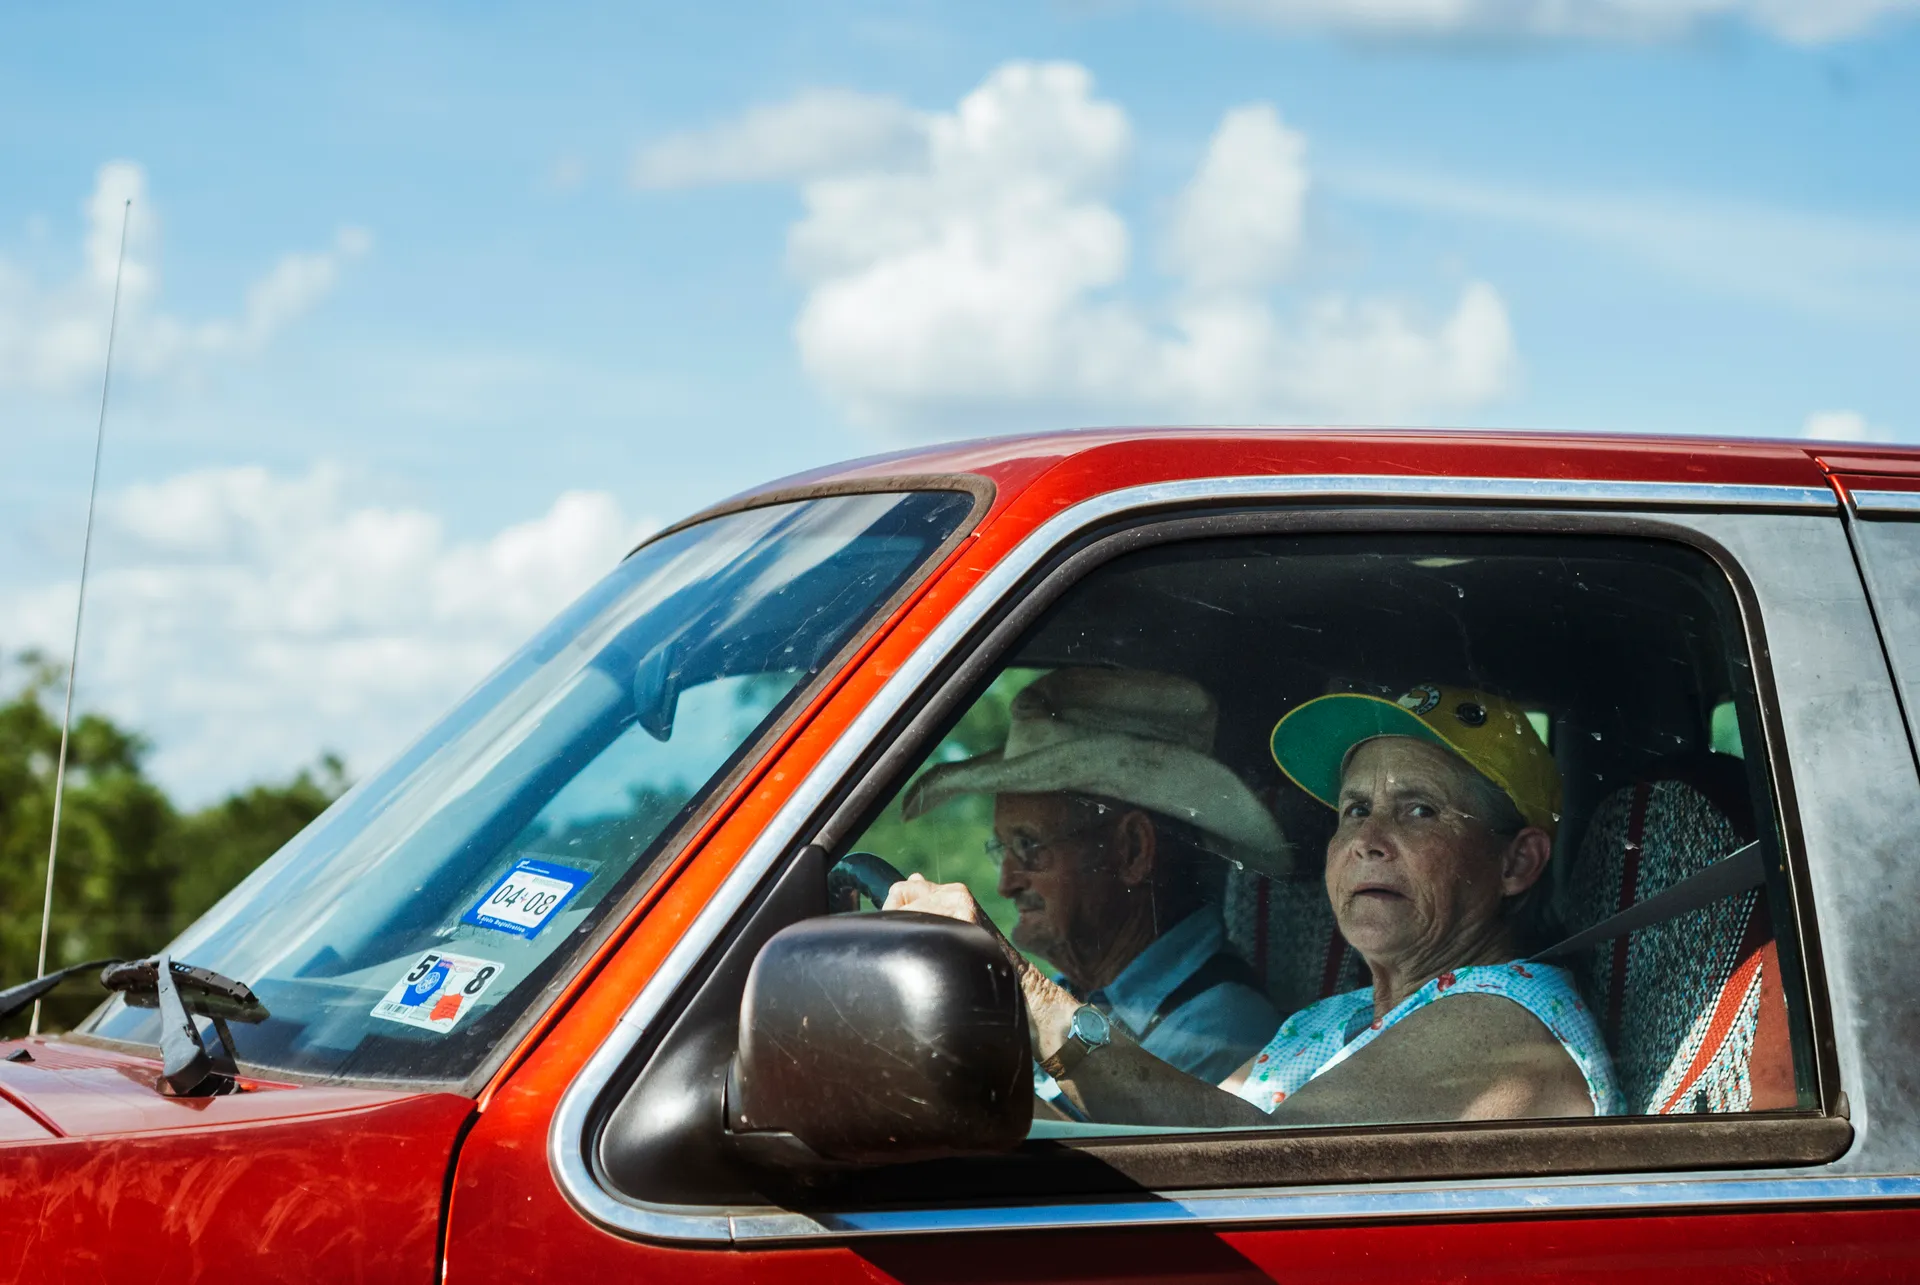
[983,804,1113,874]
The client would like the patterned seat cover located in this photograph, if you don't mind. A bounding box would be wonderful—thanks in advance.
[1224,868,1368,1018]
[1566,779,1795,1114]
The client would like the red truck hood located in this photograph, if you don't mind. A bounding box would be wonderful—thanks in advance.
[0,1036,475,1282]
[0,1035,451,1139]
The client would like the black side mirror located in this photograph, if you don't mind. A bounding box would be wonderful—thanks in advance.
[731,911,1031,1164]
[630,640,682,741]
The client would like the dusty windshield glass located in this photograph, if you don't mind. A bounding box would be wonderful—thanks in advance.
[83,489,973,1083]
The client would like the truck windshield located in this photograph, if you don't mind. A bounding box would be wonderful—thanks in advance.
[80,490,975,1084]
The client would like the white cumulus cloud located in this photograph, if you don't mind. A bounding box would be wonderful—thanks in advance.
[1192,0,1920,44]
[5,466,652,802]
[1801,409,1898,442]
[634,87,928,189]
[0,162,367,393]
[771,61,1515,430]
[1166,104,1309,292]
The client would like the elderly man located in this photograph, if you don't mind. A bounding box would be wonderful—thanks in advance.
[888,681,1623,1127]
[897,667,1290,1083]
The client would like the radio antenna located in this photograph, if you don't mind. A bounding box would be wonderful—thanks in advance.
[31,198,132,1037]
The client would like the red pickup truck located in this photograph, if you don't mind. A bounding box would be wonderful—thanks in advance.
[5,428,1919,1282]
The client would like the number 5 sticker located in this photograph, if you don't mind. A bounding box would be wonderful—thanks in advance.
[371,951,504,1034]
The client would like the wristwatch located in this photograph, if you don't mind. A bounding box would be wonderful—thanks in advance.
[1038,1003,1112,1080]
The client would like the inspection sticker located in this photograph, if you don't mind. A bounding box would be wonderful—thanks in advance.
[461,857,591,940]
[370,951,503,1034]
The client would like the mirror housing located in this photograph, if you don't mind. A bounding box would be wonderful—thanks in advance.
[731,911,1031,1164]
[630,640,682,741]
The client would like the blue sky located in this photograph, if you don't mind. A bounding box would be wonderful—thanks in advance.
[3,1,1916,800]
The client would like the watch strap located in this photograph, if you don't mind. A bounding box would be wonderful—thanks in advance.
[1038,1004,1109,1079]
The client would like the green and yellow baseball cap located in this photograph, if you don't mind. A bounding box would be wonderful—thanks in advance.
[1270,682,1561,836]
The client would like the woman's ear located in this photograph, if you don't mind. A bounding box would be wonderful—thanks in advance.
[1499,827,1553,897]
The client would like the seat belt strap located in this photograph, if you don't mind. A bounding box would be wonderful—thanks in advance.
[1140,952,1267,1038]
[1533,841,1765,961]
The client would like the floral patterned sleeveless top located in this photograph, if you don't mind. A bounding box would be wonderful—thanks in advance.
[1231,960,1625,1116]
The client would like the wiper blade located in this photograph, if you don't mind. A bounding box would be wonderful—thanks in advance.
[0,958,123,1024]
[101,956,270,1097]
[101,958,267,1019]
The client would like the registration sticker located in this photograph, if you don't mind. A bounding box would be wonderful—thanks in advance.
[461,858,590,939]
[370,951,502,1034]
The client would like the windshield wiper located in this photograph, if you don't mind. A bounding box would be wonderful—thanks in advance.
[100,957,270,1096]
[0,958,123,1025]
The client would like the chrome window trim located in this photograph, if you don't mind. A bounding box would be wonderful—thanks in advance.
[1852,488,1920,515]
[547,473,1845,1246]
[728,1171,1920,1241]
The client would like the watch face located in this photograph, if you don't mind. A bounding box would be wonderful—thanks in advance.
[1072,1005,1111,1047]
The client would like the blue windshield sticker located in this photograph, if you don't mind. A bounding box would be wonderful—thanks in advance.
[462,858,591,939]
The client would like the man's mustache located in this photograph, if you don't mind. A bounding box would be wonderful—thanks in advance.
[1012,892,1046,912]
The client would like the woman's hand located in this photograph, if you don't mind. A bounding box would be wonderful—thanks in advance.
[882,873,1080,1060]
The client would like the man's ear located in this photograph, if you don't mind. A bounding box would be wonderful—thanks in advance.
[1114,810,1157,888]
[1499,827,1553,897]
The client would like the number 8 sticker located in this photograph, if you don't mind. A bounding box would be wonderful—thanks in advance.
[371,951,504,1034]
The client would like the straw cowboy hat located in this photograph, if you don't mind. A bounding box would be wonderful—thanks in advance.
[902,668,1291,878]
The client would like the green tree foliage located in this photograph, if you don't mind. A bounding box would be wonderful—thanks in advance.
[0,654,346,1036]
[851,668,1046,952]
[158,753,349,930]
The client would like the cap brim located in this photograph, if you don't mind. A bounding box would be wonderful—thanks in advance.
[1270,694,1451,810]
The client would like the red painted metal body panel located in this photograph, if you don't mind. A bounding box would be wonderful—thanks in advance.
[0,1038,421,1137]
[447,1074,1920,1284]
[0,1038,471,1285]
[732,427,1838,509]
[0,1097,53,1142]
[1031,430,1831,491]
[21,431,1920,1279]
[848,1214,1920,1283]
[1828,473,1920,501]
[1814,450,1920,478]
[447,1066,870,1283]
[441,431,1911,1281]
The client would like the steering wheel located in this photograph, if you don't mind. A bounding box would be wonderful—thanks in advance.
[828,851,907,912]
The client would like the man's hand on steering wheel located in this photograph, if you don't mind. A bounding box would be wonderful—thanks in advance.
[882,873,1080,1060]
[880,873,997,930]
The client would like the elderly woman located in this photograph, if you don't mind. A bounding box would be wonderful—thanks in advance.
[887,682,1623,1127]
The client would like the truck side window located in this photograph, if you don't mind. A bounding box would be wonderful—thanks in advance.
[846,532,1814,1131]
[1847,510,1920,760]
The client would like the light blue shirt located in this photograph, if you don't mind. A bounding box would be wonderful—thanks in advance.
[1044,909,1280,1086]
[1231,961,1623,1116]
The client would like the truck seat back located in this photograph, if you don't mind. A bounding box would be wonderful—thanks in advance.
[1566,777,1796,1113]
